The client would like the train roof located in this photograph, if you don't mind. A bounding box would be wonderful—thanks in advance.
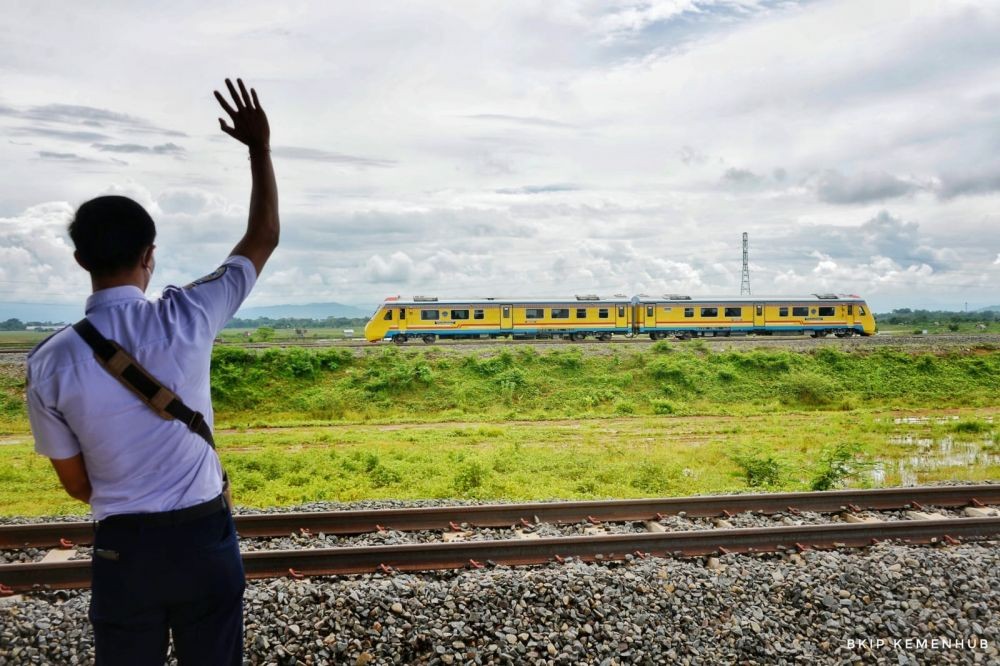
[380,296,632,307]
[378,293,868,307]
[635,294,867,303]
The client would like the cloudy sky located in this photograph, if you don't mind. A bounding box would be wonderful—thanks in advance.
[2,0,999,315]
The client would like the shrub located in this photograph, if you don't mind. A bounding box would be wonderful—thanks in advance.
[630,461,676,494]
[454,461,488,493]
[238,472,266,492]
[650,340,673,354]
[369,464,402,488]
[731,448,785,487]
[649,359,690,385]
[613,399,635,415]
[810,443,872,491]
[650,398,675,415]
[948,323,960,332]
[545,348,583,370]
[780,372,839,406]
[950,419,991,434]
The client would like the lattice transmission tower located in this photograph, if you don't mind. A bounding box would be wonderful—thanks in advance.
[740,232,751,296]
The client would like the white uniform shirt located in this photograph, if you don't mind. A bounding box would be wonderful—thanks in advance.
[26,255,256,520]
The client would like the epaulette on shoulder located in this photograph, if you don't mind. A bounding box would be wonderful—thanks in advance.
[184,265,229,289]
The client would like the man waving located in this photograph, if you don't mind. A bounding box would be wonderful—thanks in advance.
[26,78,278,665]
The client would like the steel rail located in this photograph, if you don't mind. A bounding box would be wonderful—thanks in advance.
[1,517,997,594]
[2,485,997,550]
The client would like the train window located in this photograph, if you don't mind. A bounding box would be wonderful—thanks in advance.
[526,308,544,319]
[847,305,853,315]
[818,307,835,317]
[618,306,625,317]
[576,308,587,318]
[502,306,510,317]
[724,307,741,317]
[756,305,763,316]
[441,311,450,318]
[792,306,809,317]
[701,307,718,317]
[400,308,406,319]
[598,308,609,319]
[646,305,654,317]
[859,306,866,315]
[684,308,694,318]
[383,310,392,320]
[474,309,485,320]
[452,309,470,320]
[779,307,788,317]
[552,308,570,319]
[420,310,439,321]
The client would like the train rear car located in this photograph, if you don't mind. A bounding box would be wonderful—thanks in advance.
[636,294,876,339]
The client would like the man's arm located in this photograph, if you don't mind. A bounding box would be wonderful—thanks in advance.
[215,78,279,276]
[50,454,92,504]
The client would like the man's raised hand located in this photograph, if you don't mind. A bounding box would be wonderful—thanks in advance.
[214,78,270,153]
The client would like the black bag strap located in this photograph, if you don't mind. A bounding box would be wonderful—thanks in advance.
[72,319,216,448]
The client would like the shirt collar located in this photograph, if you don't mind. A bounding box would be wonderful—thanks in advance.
[85,286,148,314]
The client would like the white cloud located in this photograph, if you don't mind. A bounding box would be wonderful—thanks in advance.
[3,0,1000,313]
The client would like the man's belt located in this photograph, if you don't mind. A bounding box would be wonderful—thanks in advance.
[98,494,227,528]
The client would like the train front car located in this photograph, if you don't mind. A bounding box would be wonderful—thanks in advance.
[365,295,634,343]
[636,294,876,339]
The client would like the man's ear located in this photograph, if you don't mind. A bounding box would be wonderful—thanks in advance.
[73,250,90,272]
[142,245,155,269]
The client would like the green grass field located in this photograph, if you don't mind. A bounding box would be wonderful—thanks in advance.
[1,343,997,515]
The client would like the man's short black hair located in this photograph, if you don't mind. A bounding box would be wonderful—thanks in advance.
[69,196,156,276]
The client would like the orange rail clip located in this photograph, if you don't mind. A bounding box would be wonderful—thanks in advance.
[468,559,484,569]
[288,568,304,579]
[59,538,74,549]
[0,583,13,596]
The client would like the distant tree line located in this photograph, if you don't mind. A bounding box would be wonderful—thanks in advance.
[0,319,70,331]
[876,309,1000,325]
[224,316,369,330]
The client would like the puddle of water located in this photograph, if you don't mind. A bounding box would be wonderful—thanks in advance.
[891,415,994,425]
[873,435,999,485]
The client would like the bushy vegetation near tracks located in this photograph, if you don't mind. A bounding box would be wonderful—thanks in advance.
[205,343,1000,425]
[1,343,998,515]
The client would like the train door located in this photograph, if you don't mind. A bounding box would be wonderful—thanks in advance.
[398,307,407,332]
[616,303,627,329]
[753,303,765,328]
[501,305,512,331]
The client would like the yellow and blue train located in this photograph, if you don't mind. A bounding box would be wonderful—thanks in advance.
[363,294,877,343]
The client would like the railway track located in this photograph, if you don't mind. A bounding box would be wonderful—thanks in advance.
[3,333,998,356]
[2,486,997,594]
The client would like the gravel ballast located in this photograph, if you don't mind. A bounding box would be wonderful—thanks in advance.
[2,540,997,665]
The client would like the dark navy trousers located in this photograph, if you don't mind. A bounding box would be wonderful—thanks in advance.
[89,506,245,665]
